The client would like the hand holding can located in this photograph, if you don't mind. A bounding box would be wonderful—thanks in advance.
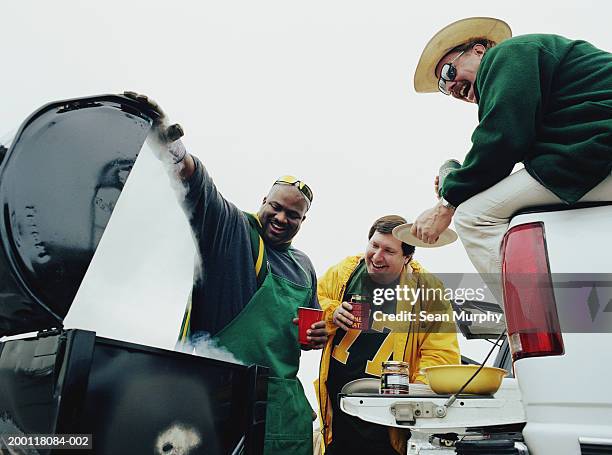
[349,295,371,331]
[437,159,462,192]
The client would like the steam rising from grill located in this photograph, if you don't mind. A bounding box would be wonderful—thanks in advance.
[175,332,244,365]
[146,130,189,203]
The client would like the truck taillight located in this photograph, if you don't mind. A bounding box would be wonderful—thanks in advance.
[501,222,564,361]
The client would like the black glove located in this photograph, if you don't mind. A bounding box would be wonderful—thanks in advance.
[123,91,184,142]
[123,91,187,164]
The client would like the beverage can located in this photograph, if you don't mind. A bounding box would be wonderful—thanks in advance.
[349,294,371,331]
[438,159,461,189]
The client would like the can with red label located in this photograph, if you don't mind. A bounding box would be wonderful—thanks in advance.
[349,294,371,331]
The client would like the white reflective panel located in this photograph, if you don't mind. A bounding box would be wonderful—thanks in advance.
[66,142,196,350]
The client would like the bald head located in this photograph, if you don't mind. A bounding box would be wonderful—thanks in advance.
[257,184,308,246]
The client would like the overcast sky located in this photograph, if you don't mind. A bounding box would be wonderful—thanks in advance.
[2,0,611,410]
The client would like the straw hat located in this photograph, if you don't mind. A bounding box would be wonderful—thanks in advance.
[414,17,512,93]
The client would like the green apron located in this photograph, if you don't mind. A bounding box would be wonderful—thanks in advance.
[215,251,313,455]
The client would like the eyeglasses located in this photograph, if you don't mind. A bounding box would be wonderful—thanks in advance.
[438,50,465,95]
[274,175,314,205]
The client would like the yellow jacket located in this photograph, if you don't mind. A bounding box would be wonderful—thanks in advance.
[314,256,460,454]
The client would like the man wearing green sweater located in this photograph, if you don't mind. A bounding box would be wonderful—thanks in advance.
[411,17,612,295]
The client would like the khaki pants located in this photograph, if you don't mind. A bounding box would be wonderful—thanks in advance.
[454,169,612,301]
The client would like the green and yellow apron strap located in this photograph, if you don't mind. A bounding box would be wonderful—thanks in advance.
[177,291,193,345]
[244,212,268,287]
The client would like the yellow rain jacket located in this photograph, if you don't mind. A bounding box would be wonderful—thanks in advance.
[314,256,460,454]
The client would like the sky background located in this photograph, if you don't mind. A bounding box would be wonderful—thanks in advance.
[2,0,611,410]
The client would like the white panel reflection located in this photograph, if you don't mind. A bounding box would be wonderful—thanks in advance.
[66,141,195,350]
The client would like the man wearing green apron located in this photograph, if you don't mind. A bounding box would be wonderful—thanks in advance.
[124,92,328,455]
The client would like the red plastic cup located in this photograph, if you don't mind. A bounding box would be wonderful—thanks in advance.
[298,307,324,345]
[350,302,371,331]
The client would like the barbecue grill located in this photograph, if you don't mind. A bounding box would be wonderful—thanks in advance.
[0,95,268,454]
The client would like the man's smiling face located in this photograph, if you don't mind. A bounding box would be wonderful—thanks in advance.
[435,44,486,104]
[257,185,308,247]
[365,231,408,285]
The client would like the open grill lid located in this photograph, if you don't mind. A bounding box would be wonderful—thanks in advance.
[0,95,160,336]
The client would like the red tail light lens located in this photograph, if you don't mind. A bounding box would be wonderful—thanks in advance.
[501,222,564,361]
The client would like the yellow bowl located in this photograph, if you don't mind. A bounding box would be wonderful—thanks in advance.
[422,365,507,395]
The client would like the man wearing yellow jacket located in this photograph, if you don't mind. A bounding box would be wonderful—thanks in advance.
[315,215,460,454]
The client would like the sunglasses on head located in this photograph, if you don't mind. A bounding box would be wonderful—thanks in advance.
[438,50,465,95]
[274,175,314,204]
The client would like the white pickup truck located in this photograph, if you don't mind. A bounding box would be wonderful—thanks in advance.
[502,203,612,454]
[340,203,612,454]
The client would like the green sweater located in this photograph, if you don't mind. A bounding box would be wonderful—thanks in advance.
[440,34,612,206]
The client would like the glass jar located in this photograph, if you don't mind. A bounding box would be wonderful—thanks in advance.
[380,361,410,394]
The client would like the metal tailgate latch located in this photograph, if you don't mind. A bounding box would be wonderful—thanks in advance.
[391,402,447,425]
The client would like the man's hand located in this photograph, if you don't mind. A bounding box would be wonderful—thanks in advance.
[124,91,166,118]
[123,91,184,144]
[123,91,195,178]
[411,201,454,244]
[332,301,355,331]
[434,175,440,199]
[292,318,328,350]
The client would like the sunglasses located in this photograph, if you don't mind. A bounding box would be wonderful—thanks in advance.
[274,175,314,204]
[438,50,465,95]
